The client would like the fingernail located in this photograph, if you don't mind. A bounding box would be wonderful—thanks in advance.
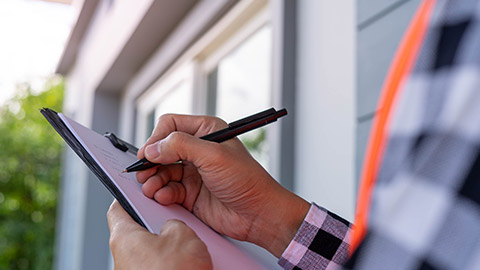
[145,144,160,159]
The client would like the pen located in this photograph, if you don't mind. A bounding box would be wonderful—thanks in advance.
[122,107,287,173]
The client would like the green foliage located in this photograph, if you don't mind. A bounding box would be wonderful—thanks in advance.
[241,128,266,153]
[240,128,268,169]
[0,79,64,270]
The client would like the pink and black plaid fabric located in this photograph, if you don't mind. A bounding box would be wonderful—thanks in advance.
[278,204,352,270]
[279,0,480,269]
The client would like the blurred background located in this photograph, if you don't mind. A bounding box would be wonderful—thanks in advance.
[0,0,72,269]
[0,0,421,269]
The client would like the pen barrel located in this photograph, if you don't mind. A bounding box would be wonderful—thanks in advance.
[125,158,157,172]
[200,109,287,143]
[125,108,287,172]
[137,160,159,171]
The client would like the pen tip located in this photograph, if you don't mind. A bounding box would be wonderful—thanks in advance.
[122,170,127,173]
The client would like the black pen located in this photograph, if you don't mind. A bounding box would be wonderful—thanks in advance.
[122,107,287,173]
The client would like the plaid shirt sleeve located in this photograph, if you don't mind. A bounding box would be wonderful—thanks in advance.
[278,203,353,270]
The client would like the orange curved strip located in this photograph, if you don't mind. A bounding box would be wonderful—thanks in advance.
[350,0,436,253]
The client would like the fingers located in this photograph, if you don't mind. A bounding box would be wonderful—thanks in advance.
[107,200,135,232]
[138,164,183,198]
[135,166,159,184]
[160,219,189,235]
[107,200,145,246]
[158,219,213,269]
[143,131,223,168]
[139,161,202,211]
[138,114,227,159]
[159,219,206,249]
[153,182,186,205]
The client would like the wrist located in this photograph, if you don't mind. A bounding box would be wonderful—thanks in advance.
[248,185,310,258]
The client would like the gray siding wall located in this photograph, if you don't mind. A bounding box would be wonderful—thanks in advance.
[356,0,420,184]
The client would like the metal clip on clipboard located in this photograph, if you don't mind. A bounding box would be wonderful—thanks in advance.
[104,132,138,154]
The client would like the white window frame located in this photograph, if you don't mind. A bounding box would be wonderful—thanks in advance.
[135,0,273,152]
[135,63,195,146]
[200,7,270,75]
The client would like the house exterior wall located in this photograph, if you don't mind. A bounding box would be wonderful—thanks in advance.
[55,0,420,269]
[356,0,420,183]
[295,0,356,221]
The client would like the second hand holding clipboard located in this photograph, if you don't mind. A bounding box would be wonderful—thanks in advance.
[124,107,288,173]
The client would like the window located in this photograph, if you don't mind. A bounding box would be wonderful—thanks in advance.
[205,25,272,168]
[135,64,194,146]
[135,0,273,170]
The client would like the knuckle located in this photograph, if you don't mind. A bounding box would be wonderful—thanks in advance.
[156,113,173,125]
[209,116,228,129]
[167,131,186,145]
[214,117,228,128]
[106,201,117,220]
[166,219,185,227]
[163,219,187,234]
[109,231,120,252]
[200,115,228,131]
[107,205,114,218]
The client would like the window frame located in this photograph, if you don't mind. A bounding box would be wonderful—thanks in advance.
[135,63,195,146]
[134,0,273,157]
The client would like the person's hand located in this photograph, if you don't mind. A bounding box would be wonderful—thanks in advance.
[107,200,212,270]
[136,114,310,257]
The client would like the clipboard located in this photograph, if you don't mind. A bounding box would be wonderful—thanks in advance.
[40,108,274,269]
[41,108,146,227]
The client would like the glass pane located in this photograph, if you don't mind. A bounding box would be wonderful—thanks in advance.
[139,79,192,144]
[214,25,272,169]
[206,68,218,116]
[154,79,192,119]
[146,110,155,139]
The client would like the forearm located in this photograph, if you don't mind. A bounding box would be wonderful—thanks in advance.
[247,183,310,257]
[246,183,354,270]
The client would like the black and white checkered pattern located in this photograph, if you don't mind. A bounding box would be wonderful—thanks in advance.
[279,0,480,269]
[346,0,480,269]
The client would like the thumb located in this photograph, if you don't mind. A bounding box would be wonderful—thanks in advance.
[107,200,144,236]
[159,219,190,235]
[144,131,221,168]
